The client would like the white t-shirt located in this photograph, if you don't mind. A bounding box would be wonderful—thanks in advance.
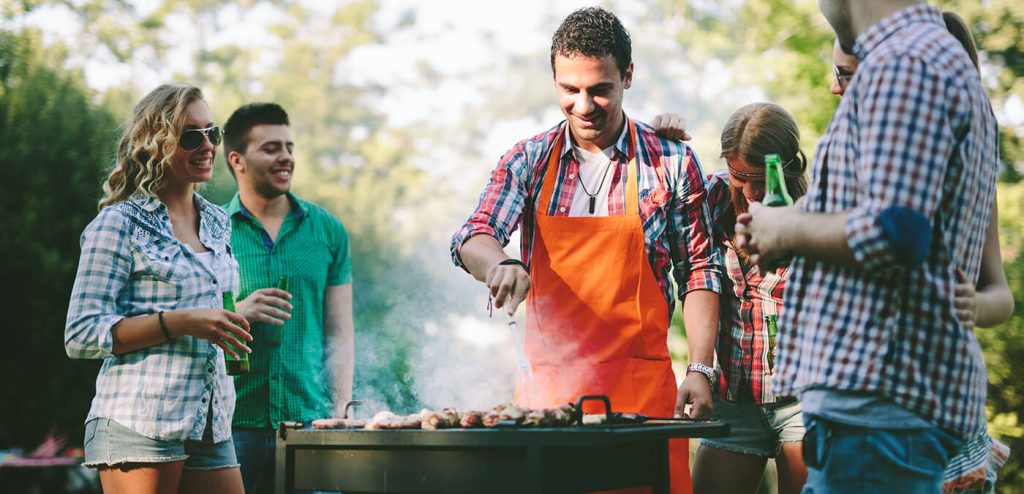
[567,124,627,217]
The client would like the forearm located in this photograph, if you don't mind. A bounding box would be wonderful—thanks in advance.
[111,311,179,355]
[785,210,857,268]
[329,321,355,406]
[975,200,1013,328]
[681,290,718,365]
[325,284,355,410]
[975,287,1014,328]
[460,235,515,283]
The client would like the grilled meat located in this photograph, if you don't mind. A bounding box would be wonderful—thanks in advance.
[459,410,483,428]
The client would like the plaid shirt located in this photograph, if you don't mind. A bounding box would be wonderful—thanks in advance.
[707,171,788,405]
[65,193,240,442]
[451,118,721,315]
[774,4,999,436]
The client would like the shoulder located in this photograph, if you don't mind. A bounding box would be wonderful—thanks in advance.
[632,120,692,159]
[87,203,134,236]
[706,169,730,198]
[864,23,972,90]
[194,194,232,237]
[296,198,349,239]
[502,122,564,163]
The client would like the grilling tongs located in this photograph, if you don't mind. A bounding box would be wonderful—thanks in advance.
[507,311,539,394]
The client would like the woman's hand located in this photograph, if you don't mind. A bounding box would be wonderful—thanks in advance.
[953,268,977,329]
[166,308,252,358]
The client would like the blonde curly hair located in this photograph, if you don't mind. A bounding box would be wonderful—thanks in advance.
[99,84,205,209]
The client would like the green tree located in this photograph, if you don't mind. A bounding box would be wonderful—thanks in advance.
[0,28,116,448]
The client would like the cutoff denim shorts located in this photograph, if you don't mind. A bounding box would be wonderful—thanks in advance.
[83,417,239,471]
[699,395,805,457]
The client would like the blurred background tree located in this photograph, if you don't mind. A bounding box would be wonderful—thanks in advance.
[0,0,1021,491]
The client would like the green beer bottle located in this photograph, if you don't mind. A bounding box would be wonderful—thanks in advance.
[766,315,779,370]
[763,154,794,207]
[221,291,250,375]
[269,275,290,346]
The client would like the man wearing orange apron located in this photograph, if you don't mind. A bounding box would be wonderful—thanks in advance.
[451,7,721,494]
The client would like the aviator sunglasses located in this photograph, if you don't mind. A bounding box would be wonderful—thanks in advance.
[178,126,223,151]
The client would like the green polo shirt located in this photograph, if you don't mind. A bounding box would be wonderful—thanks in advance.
[225,192,351,428]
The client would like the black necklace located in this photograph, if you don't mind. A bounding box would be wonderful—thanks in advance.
[577,157,614,214]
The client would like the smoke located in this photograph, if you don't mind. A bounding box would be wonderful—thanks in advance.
[409,314,518,411]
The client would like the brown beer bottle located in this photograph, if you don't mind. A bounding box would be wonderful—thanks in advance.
[221,291,250,375]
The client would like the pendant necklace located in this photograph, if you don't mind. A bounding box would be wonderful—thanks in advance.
[577,157,614,215]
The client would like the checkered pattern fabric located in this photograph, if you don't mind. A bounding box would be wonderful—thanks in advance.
[774,4,999,437]
[65,192,239,442]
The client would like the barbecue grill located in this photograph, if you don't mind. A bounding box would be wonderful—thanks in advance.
[274,396,730,494]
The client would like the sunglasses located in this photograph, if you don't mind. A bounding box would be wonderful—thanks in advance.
[833,65,855,91]
[178,126,222,151]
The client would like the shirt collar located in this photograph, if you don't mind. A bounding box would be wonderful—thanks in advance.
[128,190,210,214]
[560,114,632,160]
[854,3,942,60]
[128,191,164,213]
[227,191,306,220]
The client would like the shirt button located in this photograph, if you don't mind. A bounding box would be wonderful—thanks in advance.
[202,397,208,403]
[212,279,218,285]
[559,207,566,213]
[207,367,213,373]
[568,173,575,179]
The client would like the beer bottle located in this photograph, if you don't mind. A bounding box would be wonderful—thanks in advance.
[766,315,779,370]
[269,275,290,346]
[221,291,250,375]
[763,154,794,207]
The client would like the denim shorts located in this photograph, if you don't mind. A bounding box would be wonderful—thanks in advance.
[83,418,239,471]
[801,414,962,494]
[699,395,805,457]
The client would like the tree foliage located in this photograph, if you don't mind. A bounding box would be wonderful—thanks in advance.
[0,28,114,448]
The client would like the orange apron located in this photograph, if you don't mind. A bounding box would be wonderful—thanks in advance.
[517,119,691,494]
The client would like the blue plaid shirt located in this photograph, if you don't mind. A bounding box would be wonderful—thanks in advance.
[65,192,240,442]
[774,4,999,437]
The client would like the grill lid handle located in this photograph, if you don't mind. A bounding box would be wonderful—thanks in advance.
[575,395,612,425]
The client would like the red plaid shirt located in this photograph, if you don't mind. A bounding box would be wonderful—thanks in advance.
[707,171,789,405]
[451,118,721,317]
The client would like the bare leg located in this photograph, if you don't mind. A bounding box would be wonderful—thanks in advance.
[692,444,768,494]
[179,466,245,494]
[775,442,808,494]
[98,461,185,494]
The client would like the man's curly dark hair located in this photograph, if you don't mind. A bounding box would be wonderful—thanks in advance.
[550,7,632,79]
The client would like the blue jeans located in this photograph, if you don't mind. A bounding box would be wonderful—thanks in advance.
[233,428,275,494]
[233,427,338,494]
[802,415,962,494]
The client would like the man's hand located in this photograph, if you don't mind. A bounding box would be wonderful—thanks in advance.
[735,202,796,268]
[236,288,293,325]
[651,113,692,141]
[487,262,531,316]
[674,372,713,419]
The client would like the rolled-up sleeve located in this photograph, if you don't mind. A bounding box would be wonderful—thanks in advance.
[450,146,531,269]
[669,146,722,297]
[845,55,952,272]
[65,209,132,359]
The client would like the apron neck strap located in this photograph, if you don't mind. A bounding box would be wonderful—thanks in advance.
[538,118,639,215]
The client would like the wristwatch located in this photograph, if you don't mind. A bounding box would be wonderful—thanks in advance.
[686,363,716,389]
